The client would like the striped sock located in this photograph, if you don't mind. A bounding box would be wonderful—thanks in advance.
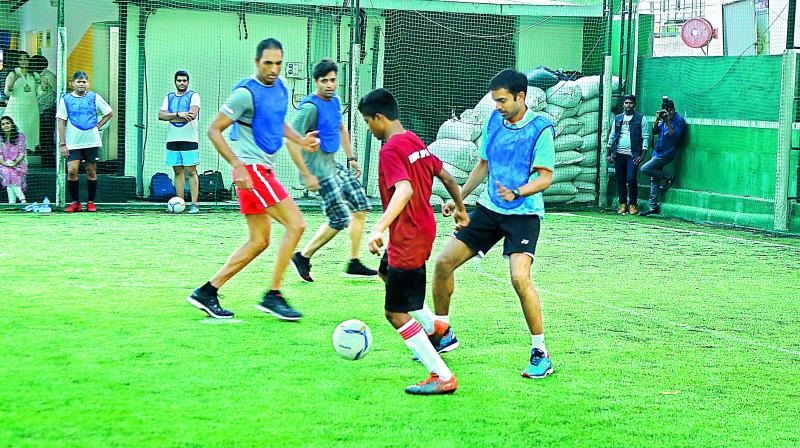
[397,319,452,380]
[411,303,435,334]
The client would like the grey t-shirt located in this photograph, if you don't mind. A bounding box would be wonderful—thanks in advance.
[291,102,338,179]
[220,77,284,167]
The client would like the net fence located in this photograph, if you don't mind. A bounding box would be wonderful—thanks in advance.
[2,0,616,208]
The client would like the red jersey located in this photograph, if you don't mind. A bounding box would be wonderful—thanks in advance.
[378,131,443,270]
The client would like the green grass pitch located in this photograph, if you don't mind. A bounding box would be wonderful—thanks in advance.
[1,210,799,447]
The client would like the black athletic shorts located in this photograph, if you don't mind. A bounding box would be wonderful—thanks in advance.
[166,141,199,151]
[382,252,426,313]
[455,204,541,258]
[67,147,100,162]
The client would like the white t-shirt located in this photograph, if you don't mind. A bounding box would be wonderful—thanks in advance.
[56,92,113,150]
[160,91,201,143]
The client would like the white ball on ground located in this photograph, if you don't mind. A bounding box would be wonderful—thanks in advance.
[333,320,372,360]
[167,196,186,213]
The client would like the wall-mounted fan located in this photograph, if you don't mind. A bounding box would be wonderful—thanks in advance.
[681,17,718,55]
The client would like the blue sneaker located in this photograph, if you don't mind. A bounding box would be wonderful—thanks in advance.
[432,325,459,353]
[521,348,554,379]
[411,322,459,361]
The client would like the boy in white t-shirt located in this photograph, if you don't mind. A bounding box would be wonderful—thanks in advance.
[158,70,201,213]
[56,71,113,212]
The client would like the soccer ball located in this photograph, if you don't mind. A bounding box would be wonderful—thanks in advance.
[167,196,186,213]
[332,320,372,360]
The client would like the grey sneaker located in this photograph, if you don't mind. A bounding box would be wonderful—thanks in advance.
[188,204,200,214]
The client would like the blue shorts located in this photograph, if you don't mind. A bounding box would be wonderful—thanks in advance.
[166,149,200,167]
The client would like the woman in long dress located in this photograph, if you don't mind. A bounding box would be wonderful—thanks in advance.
[3,52,39,153]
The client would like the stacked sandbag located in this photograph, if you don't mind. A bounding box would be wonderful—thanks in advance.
[427,76,619,206]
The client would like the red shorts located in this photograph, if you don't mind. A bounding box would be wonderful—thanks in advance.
[233,164,289,215]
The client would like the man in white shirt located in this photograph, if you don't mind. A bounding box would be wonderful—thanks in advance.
[56,71,113,212]
[158,70,201,213]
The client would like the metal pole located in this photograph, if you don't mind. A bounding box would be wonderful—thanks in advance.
[361,25,380,189]
[774,50,797,231]
[788,0,797,50]
[135,7,148,198]
[599,56,613,208]
[117,1,128,176]
[348,0,361,165]
[55,0,66,207]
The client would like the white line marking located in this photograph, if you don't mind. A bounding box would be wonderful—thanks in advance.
[471,259,800,356]
[552,212,800,251]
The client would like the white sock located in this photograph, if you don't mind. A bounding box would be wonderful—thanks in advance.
[6,186,16,204]
[531,333,548,356]
[397,319,452,380]
[12,186,25,203]
[411,303,436,334]
[435,314,450,324]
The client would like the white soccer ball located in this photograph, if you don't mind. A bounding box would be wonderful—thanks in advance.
[332,320,372,360]
[167,196,186,214]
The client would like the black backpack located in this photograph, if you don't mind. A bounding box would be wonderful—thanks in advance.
[198,170,231,201]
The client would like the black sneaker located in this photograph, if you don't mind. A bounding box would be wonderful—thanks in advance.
[640,207,661,216]
[345,258,378,278]
[661,176,675,193]
[291,251,314,282]
[255,291,302,321]
[186,287,234,319]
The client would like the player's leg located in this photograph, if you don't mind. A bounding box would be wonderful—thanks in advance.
[384,262,456,395]
[65,154,82,212]
[339,167,377,277]
[613,154,628,214]
[501,215,553,379]
[172,165,185,200]
[185,164,200,213]
[292,174,343,282]
[255,195,305,320]
[188,213,271,319]
[84,149,99,211]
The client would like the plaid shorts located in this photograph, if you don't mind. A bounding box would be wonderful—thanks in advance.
[318,163,371,230]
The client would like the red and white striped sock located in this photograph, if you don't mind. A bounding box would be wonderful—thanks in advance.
[411,303,435,334]
[397,319,452,381]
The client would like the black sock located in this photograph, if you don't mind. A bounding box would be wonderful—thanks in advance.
[87,179,98,202]
[268,289,281,296]
[200,281,218,295]
[68,180,79,202]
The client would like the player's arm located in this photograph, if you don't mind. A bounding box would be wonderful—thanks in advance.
[207,111,252,190]
[367,180,413,254]
[443,159,487,215]
[97,110,113,130]
[436,168,470,230]
[285,138,319,192]
[57,100,69,158]
[283,122,319,151]
[340,122,362,178]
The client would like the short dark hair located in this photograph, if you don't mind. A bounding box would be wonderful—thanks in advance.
[488,68,528,98]
[313,59,337,80]
[256,38,283,58]
[29,55,49,73]
[623,94,636,103]
[174,70,189,81]
[664,99,676,109]
[72,71,89,81]
[358,88,399,120]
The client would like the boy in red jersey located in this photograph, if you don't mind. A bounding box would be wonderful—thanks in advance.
[358,88,469,395]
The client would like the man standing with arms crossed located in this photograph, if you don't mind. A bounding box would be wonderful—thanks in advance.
[186,38,320,320]
[158,70,201,213]
[289,59,377,282]
[432,69,557,379]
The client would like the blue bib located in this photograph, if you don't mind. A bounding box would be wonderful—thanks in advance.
[229,78,288,155]
[298,94,341,153]
[62,91,98,131]
[484,111,553,210]
[167,90,194,128]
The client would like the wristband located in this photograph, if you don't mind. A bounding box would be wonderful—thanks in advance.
[347,156,357,163]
